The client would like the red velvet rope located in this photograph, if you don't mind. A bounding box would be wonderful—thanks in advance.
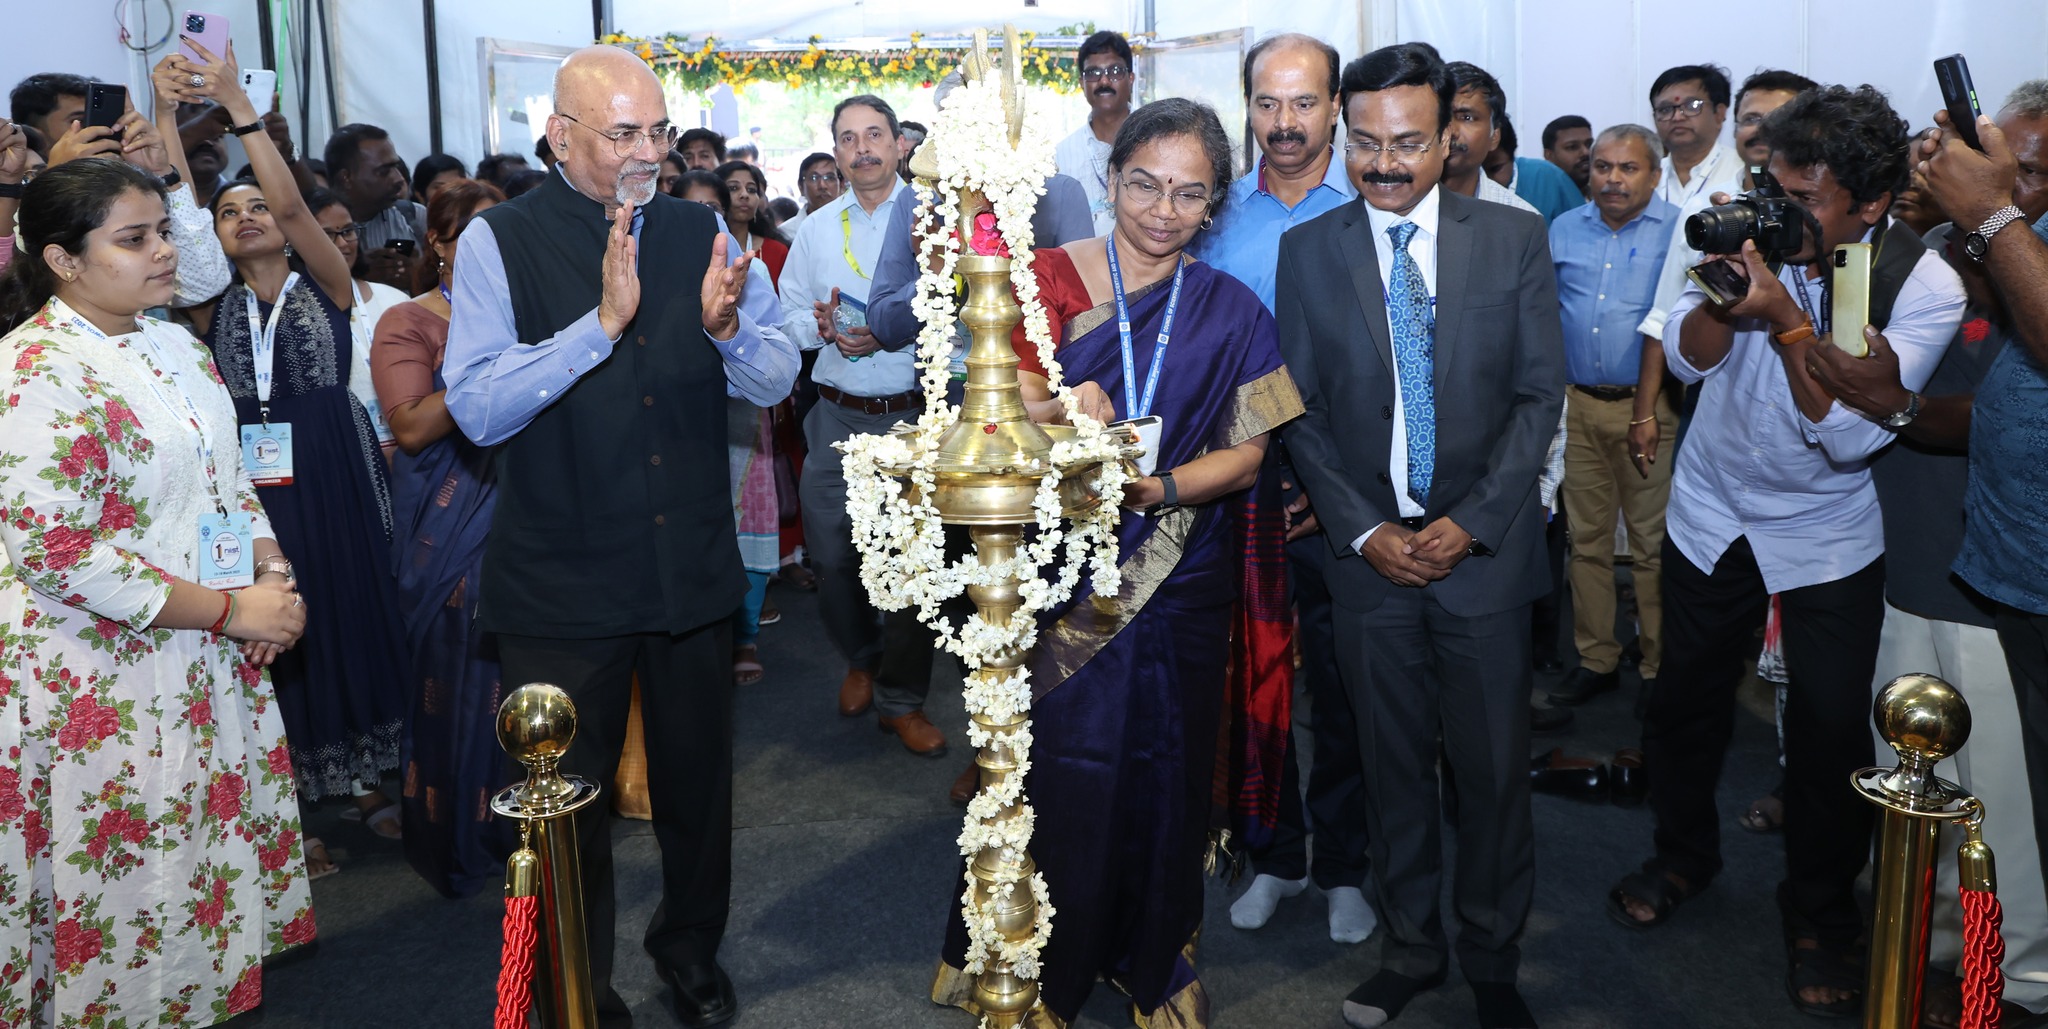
[494,893,540,1029]
[1960,887,2006,1029]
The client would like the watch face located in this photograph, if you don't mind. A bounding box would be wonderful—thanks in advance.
[1965,233,1989,258]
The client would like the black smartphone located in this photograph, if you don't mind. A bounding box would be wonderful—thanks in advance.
[84,83,127,130]
[1936,54,1985,151]
[1687,257,1751,308]
[388,239,417,257]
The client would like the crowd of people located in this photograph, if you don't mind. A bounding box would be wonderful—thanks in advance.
[3,20,2048,1029]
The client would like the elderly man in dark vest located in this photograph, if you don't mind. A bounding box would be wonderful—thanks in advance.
[442,44,798,1028]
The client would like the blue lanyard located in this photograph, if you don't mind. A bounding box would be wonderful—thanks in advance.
[1106,236,1184,420]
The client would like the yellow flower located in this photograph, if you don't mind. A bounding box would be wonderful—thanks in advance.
[787,72,803,89]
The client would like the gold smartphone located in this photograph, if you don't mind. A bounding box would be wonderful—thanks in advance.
[1830,243,1872,356]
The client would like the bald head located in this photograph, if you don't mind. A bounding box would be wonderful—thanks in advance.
[548,45,672,209]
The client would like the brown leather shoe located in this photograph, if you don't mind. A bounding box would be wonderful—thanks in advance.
[877,710,948,758]
[950,761,980,806]
[838,669,874,717]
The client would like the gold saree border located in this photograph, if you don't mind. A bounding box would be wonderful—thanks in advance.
[1035,503,1198,697]
[1222,367,1304,448]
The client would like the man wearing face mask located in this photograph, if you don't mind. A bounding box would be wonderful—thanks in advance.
[441,44,797,1028]
[1056,30,1136,234]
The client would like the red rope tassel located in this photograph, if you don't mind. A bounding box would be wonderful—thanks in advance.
[1960,886,2005,1029]
[494,891,540,1029]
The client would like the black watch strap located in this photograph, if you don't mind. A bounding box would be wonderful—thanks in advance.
[159,166,182,189]
[1159,470,1178,508]
[230,120,265,137]
[0,180,22,199]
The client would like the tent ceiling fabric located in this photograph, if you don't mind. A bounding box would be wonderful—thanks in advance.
[609,0,1142,41]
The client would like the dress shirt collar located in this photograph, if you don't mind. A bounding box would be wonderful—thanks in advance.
[818,186,897,224]
[1251,148,1355,200]
[1363,183,1442,242]
[1661,143,1737,195]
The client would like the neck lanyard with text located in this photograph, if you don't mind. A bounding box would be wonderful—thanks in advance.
[840,207,871,280]
[65,308,228,513]
[1106,235,1185,420]
[243,272,301,422]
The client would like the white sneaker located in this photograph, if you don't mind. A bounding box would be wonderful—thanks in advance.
[1229,873,1308,930]
[1327,885,1378,943]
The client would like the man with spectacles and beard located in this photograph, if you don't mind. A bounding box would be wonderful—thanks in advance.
[1277,40,1563,1029]
[1056,29,1136,233]
[441,45,796,1028]
[1608,84,1963,1021]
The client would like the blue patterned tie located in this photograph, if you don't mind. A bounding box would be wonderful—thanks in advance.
[1387,221,1435,508]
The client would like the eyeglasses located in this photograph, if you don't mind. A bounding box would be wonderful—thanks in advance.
[1653,97,1710,121]
[557,112,679,157]
[1735,112,1770,128]
[1118,177,1209,215]
[1081,65,1130,81]
[321,223,361,242]
[802,172,842,185]
[1343,140,1435,162]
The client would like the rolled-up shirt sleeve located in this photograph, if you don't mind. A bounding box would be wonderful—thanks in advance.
[1797,253,1966,463]
[168,185,231,307]
[442,217,621,447]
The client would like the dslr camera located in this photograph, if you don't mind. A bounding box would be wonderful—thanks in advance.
[1684,166,1804,258]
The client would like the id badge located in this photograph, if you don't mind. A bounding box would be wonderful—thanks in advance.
[241,423,295,486]
[197,511,256,589]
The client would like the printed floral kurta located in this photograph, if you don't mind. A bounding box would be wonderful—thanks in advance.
[0,299,313,1027]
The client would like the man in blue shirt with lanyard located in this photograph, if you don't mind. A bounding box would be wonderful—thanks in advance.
[1542,125,1676,712]
[1194,33,1380,950]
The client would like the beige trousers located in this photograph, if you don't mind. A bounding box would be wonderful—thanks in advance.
[1561,388,1676,677]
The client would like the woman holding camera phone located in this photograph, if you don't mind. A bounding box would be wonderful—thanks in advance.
[0,155,313,1025]
[157,42,412,859]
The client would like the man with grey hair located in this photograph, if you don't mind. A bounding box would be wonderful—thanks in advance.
[1543,124,1680,710]
[442,43,798,1027]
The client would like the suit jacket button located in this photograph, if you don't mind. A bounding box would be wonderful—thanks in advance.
[1377,471,1391,484]
[650,454,662,466]
[1382,405,1393,419]
[654,514,665,526]
[637,335,648,346]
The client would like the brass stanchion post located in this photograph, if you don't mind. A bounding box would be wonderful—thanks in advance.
[1853,673,1975,1029]
[494,683,603,1029]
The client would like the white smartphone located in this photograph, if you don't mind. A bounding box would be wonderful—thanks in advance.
[240,69,277,114]
[1109,415,1164,477]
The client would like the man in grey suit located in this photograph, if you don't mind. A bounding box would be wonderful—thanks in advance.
[1275,42,1564,1029]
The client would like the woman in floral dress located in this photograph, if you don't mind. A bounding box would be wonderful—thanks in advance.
[0,157,313,1026]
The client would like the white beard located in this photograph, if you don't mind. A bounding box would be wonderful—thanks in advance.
[615,161,660,207]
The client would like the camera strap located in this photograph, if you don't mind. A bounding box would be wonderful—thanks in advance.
[1791,265,1830,335]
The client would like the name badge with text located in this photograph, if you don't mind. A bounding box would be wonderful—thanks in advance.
[241,423,294,486]
[197,511,256,590]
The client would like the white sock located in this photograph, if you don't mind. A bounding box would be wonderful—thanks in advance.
[1229,873,1308,930]
[1326,885,1378,943]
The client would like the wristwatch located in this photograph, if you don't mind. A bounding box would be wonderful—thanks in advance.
[0,180,21,199]
[1772,320,1816,346]
[1963,204,2026,262]
[1145,470,1179,516]
[1882,391,1923,429]
[158,166,182,189]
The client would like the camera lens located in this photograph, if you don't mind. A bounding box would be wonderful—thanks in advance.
[186,14,205,31]
[1685,203,1760,255]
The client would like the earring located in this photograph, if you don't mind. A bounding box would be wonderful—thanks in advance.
[283,242,295,258]
[1201,215,1214,231]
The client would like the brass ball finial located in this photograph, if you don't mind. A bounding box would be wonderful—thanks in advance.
[497,683,579,768]
[1874,673,1970,763]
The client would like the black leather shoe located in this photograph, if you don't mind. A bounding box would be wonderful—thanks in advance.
[1609,748,1647,807]
[1529,702,1575,736]
[657,962,737,1027]
[1547,667,1619,706]
[1529,748,1609,799]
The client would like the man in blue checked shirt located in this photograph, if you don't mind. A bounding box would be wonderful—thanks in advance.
[1541,124,1678,711]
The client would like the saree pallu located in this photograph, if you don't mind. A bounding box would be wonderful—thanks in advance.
[936,250,1302,1027]
[393,371,514,898]
[729,398,780,576]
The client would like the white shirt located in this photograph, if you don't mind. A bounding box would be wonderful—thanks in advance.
[1662,239,1965,592]
[777,189,916,397]
[1655,142,1743,209]
[349,279,409,446]
[1477,173,1541,216]
[1055,123,1115,235]
[1349,186,1442,554]
[781,206,808,237]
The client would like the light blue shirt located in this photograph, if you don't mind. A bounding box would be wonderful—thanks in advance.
[1196,150,1356,312]
[443,186,796,447]
[1549,199,1676,386]
[778,189,915,397]
[1663,244,1965,592]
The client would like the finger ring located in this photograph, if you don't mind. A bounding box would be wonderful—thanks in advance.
[191,74,205,87]
[292,595,304,607]
[1632,453,1644,458]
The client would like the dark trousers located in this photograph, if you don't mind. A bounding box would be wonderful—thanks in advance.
[1643,536,1881,945]
[1991,605,2048,898]
[498,622,735,1027]
[1530,512,1568,664]
[1333,589,1534,984]
[1253,536,1370,889]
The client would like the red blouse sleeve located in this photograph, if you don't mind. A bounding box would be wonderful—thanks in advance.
[1011,247,1086,379]
[760,238,789,291]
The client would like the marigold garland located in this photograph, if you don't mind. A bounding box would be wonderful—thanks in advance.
[601,30,1136,95]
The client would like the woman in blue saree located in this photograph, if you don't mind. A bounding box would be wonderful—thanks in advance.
[933,99,1304,1027]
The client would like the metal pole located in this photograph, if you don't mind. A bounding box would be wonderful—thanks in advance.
[1854,674,1975,1029]
[494,684,602,1029]
[257,0,278,80]
[422,0,444,155]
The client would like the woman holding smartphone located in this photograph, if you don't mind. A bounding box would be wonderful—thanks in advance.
[0,155,311,1026]
[158,41,411,858]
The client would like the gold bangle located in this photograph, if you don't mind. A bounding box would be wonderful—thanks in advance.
[1629,415,1656,426]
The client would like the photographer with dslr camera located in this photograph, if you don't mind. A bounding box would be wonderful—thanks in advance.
[1606,84,1964,1021]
